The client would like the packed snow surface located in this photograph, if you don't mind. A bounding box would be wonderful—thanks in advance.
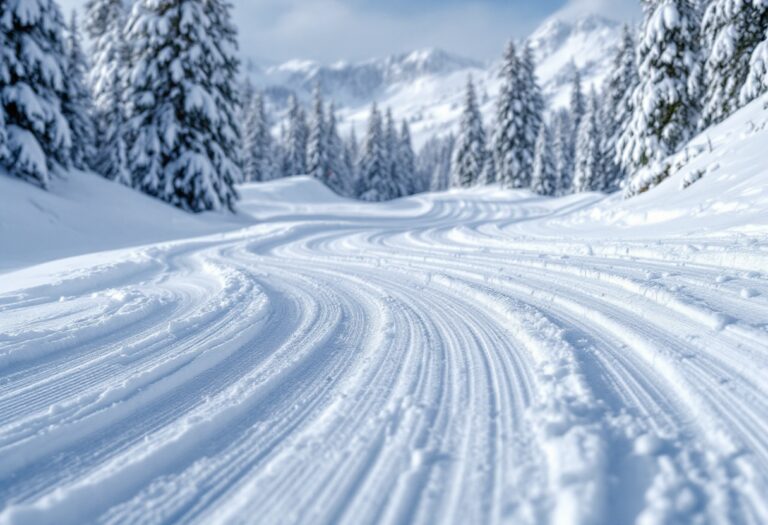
[1,103,768,524]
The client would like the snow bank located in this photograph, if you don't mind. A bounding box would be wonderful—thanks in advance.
[0,170,247,270]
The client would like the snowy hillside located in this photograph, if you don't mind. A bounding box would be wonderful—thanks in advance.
[1,97,767,524]
[248,15,623,147]
[0,170,247,271]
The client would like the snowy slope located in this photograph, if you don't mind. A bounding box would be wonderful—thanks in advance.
[0,170,248,271]
[249,15,622,147]
[1,99,767,524]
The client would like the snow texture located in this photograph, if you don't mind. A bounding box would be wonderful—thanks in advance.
[1,95,767,524]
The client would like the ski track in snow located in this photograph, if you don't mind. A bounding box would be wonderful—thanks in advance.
[1,185,768,525]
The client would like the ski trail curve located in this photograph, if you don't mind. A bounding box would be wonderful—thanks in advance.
[1,184,767,524]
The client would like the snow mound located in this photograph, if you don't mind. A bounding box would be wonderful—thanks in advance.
[0,170,246,271]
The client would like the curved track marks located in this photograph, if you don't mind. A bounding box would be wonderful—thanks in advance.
[1,190,767,524]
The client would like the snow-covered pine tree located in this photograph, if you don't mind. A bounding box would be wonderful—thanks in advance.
[601,24,639,191]
[63,11,96,171]
[702,0,768,125]
[85,0,130,186]
[344,128,359,194]
[125,0,241,212]
[521,42,544,166]
[243,91,273,182]
[531,122,557,196]
[573,89,604,193]
[493,42,530,188]
[740,2,768,104]
[357,103,392,201]
[569,66,586,133]
[384,108,405,199]
[324,103,351,196]
[619,0,703,187]
[451,76,486,188]
[273,123,290,179]
[552,109,574,194]
[0,19,7,162]
[398,120,416,196]
[286,95,308,176]
[307,86,328,181]
[0,0,71,187]
[481,148,497,185]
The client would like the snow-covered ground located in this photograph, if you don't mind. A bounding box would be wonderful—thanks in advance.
[1,100,768,524]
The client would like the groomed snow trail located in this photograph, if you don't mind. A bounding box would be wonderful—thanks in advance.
[1,179,768,525]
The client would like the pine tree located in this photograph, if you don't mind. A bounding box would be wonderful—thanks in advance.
[357,104,391,201]
[601,24,639,191]
[325,103,351,196]
[63,11,96,171]
[0,0,71,187]
[286,95,308,176]
[552,109,574,195]
[741,3,768,104]
[493,42,530,188]
[243,92,273,182]
[344,128,359,194]
[619,0,702,179]
[452,77,486,188]
[0,15,8,163]
[398,120,416,196]
[384,108,404,198]
[85,0,130,186]
[307,86,328,181]
[521,42,544,163]
[573,89,604,193]
[570,66,586,132]
[531,123,557,196]
[702,0,768,125]
[126,0,242,212]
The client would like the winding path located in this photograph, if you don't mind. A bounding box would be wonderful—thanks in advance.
[1,181,767,524]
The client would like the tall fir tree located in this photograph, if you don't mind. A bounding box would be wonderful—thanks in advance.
[573,89,604,193]
[398,120,416,196]
[286,95,308,176]
[357,103,391,201]
[126,0,242,212]
[619,0,703,179]
[343,128,359,194]
[452,77,486,188]
[384,108,405,198]
[740,3,768,104]
[325,103,351,196]
[702,0,768,125]
[63,11,96,171]
[243,92,273,182]
[552,109,574,195]
[493,42,530,188]
[531,122,557,196]
[521,42,544,165]
[85,0,130,186]
[307,86,328,181]
[569,66,586,132]
[0,0,71,187]
[0,10,8,163]
[601,24,639,191]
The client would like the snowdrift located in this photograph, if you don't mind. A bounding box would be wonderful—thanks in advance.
[0,170,246,270]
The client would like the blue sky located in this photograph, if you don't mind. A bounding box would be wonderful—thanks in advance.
[59,0,639,62]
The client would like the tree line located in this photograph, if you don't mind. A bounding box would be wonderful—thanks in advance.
[1,0,767,213]
[451,0,768,197]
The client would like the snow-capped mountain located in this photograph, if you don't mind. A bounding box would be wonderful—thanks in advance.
[246,15,623,147]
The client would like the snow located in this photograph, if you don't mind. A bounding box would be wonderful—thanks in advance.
[248,15,622,149]
[1,100,768,523]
